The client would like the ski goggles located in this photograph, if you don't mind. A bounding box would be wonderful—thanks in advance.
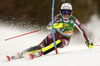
[60,10,72,15]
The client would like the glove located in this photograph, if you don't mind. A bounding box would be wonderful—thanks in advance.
[85,39,94,49]
[47,23,63,30]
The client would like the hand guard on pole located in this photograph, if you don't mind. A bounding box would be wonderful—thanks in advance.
[85,39,94,49]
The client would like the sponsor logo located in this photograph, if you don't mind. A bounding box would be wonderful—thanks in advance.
[75,20,80,25]
[63,23,69,27]
[67,27,73,29]
[71,20,74,23]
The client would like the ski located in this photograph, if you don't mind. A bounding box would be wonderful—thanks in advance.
[29,54,34,59]
[4,54,34,62]
[6,56,11,61]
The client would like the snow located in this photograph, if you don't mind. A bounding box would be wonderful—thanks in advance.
[0,14,100,66]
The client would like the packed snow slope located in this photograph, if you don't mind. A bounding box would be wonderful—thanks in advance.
[0,14,100,66]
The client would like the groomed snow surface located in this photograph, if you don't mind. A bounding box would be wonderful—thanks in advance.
[0,14,100,66]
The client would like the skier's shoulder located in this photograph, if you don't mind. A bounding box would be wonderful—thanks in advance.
[71,15,80,25]
[71,15,78,20]
[54,14,60,20]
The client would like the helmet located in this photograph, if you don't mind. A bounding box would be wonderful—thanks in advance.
[60,3,73,19]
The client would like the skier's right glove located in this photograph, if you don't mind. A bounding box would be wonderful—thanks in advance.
[47,23,63,30]
[85,39,94,49]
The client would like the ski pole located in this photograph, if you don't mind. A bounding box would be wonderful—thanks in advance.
[5,23,63,41]
[51,0,58,54]
[5,28,47,41]
[94,45,100,46]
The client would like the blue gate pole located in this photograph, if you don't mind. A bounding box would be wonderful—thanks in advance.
[51,0,58,54]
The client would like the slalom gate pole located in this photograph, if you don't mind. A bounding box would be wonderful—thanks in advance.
[5,28,47,41]
[51,0,58,54]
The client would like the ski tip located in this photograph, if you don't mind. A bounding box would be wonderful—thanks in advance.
[29,54,34,60]
[6,56,11,61]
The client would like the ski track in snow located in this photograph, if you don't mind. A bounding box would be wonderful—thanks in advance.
[0,14,100,66]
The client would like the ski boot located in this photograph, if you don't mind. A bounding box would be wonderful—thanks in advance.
[21,46,41,57]
[6,52,21,61]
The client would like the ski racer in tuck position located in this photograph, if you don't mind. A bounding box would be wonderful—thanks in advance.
[7,3,94,61]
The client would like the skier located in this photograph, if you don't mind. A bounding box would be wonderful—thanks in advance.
[7,3,94,61]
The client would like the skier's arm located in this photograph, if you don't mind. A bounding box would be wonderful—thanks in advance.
[74,18,88,40]
[74,18,94,49]
[47,15,59,30]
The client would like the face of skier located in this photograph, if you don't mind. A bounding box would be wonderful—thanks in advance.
[62,14,69,18]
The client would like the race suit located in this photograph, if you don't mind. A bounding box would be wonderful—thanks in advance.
[38,14,88,49]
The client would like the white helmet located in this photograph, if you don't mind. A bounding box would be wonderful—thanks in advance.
[60,3,73,19]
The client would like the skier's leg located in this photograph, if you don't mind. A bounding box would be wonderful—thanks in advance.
[29,38,70,59]
[11,32,60,60]
[42,39,62,55]
[29,39,62,59]
[38,32,60,49]
[59,39,70,48]
[11,46,41,60]
[21,46,41,57]
[10,34,53,60]
[10,34,52,60]
[38,33,54,49]
[21,34,53,58]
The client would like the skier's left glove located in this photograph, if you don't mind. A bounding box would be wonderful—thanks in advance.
[85,39,94,49]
